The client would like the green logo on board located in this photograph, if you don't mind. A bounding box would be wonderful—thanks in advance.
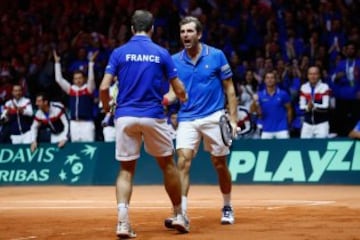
[59,145,97,183]
[0,144,97,184]
[229,141,360,182]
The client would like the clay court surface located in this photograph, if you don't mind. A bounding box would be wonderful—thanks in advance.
[0,185,360,240]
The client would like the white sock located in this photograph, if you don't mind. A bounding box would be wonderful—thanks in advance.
[223,193,231,207]
[173,204,182,215]
[118,203,129,223]
[181,196,187,214]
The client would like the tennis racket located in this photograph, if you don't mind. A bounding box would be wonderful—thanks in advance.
[219,114,233,147]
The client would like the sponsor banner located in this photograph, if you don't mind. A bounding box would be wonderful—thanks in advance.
[229,139,360,184]
[0,143,102,185]
[0,139,359,185]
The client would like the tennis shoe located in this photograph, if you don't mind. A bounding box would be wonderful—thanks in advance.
[164,216,176,229]
[172,214,190,233]
[116,221,137,238]
[221,205,235,224]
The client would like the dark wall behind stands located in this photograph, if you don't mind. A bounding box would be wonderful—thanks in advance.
[0,139,359,186]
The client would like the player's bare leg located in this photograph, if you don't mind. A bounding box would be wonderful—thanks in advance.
[174,148,195,218]
[156,155,182,208]
[176,149,194,198]
[211,155,231,195]
[116,160,137,238]
[163,149,193,230]
[157,155,189,233]
[211,155,235,224]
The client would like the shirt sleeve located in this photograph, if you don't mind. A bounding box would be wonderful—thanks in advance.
[218,50,233,80]
[55,63,71,93]
[57,112,69,142]
[105,50,119,76]
[282,90,291,105]
[23,100,33,116]
[87,62,96,93]
[29,117,40,142]
[299,86,307,111]
[313,85,330,110]
[162,50,178,81]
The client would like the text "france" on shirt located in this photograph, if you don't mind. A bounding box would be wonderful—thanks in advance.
[125,54,160,63]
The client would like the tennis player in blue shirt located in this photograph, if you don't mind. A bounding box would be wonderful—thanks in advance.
[99,10,189,238]
[163,16,238,227]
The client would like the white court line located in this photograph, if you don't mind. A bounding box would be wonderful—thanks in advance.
[0,199,335,204]
[0,206,213,210]
[0,200,112,203]
[10,236,37,240]
[0,199,335,210]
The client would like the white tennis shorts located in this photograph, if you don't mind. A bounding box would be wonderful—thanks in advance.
[176,110,229,157]
[103,126,116,142]
[115,117,174,161]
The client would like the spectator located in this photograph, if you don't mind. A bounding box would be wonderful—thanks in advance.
[0,69,13,105]
[229,52,248,91]
[53,50,97,142]
[287,59,304,137]
[0,0,360,139]
[0,103,10,143]
[299,66,331,138]
[1,84,33,144]
[325,19,346,63]
[237,69,258,110]
[32,49,60,101]
[332,42,360,136]
[67,47,89,74]
[250,71,293,139]
[30,93,69,152]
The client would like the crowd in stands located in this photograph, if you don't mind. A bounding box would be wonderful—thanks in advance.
[1,0,360,144]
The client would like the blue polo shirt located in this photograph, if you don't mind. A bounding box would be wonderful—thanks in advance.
[105,35,177,118]
[258,88,290,132]
[172,44,232,121]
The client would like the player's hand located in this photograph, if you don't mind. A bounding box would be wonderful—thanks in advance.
[101,112,112,127]
[53,50,61,63]
[179,93,188,103]
[230,120,239,138]
[162,96,171,106]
